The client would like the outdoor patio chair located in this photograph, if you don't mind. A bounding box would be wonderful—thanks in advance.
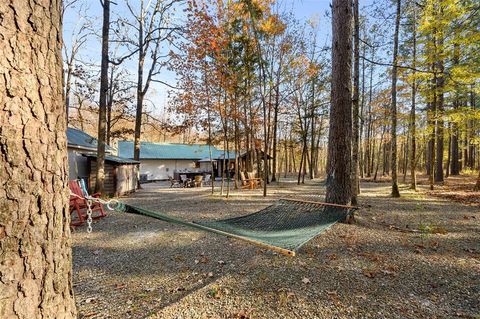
[168,176,181,188]
[203,174,211,186]
[194,175,203,187]
[240,172,262,190]
[69,180,106,227]
[180,174,192,188]
[247,172,262,187]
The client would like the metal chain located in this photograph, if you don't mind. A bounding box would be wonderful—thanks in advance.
[70,192,119,233]
[86,199,93,233]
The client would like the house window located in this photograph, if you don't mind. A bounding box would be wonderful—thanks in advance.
[194,161,200,168]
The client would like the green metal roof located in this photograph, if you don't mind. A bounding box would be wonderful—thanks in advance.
[118,141,235,160]
[67,127,115,152]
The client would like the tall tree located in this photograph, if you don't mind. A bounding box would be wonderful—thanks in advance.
[409,7,417,190]
[390,0,401,197]
[0,0,76,317]
[126,0,178,163]
[96,0,110,193]
[450,43,460,175]
[351,0,360,205]
[62,1,90,124]
[325,0,353,208]
[434,3,445,183]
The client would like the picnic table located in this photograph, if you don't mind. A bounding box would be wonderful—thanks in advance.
[173,171,207,181]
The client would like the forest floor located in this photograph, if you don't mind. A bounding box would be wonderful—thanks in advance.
[72,175,480,319]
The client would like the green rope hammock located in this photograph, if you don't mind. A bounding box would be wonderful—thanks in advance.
[115,199,357,256]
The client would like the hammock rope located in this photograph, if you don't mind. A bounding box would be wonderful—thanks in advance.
[114,199,357,257]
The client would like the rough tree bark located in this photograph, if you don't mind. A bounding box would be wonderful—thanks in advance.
[390,0,401,198]
[351,0,360,205]
[325,0,353,209]
[96,0,110,193]
[0,0,77,317]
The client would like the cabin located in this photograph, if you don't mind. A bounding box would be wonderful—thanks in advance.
[67,127,116,180]
[118,141,235,181]
[67,127,139,196]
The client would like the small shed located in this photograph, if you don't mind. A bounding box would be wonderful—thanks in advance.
[67,127,116,180]
[85,154,140,197]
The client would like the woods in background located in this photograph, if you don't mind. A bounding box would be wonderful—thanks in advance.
[63,0,480,199]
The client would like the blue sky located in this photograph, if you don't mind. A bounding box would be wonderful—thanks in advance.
[63,0,379,117]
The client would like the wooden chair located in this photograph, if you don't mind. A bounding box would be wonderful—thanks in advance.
[69,180,106,227]
[240,172,262,190]
[194,175,203,187]
[168,176,181,188]
[247,172,262,187]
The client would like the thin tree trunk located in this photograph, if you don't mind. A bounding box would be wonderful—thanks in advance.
[446,123,451,178]
[451,44,460,175]
[298,140,306,185]
[204,59,215,194]
[134,6,145,163]
[374,125,386,181]
[435,29,445,182]
[359,30,367,179]
[65,59,73,124]
[271,85,280,182]
[468,87,476,169]
[366,43,375,178]
[309,79,316,180]
[410,11,417,190]
[0,1,77,315]
[429,71,437,190]
[106,65,115,145]
[96,0,110,193]
[390,0,401,197]
[351,0,360,205]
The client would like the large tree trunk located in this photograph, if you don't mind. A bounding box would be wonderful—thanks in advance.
[0,1,76,317]
[325,0,353,208]
[96,0,110,193]
[390,0,401,197]
[351,0,360,205]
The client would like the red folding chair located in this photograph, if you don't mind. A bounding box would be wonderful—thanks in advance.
[69,180,107,227]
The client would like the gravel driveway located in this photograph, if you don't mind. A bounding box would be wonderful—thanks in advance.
[72,178,480,319]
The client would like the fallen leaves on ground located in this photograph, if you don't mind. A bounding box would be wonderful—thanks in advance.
[233,308,256,319]
[362,269,377,278]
